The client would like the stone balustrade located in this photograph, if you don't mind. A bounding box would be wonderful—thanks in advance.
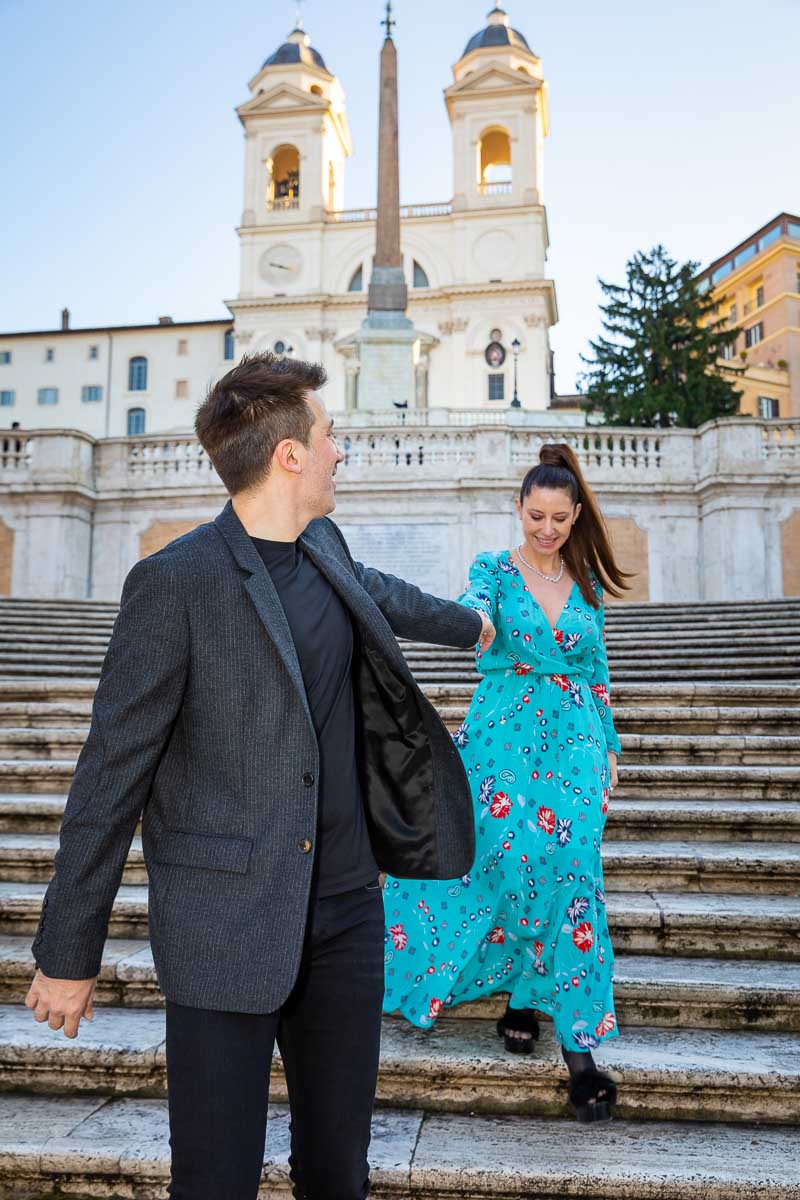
[0,415,798,603]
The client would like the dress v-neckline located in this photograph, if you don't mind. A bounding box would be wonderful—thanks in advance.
[506,552,578,636]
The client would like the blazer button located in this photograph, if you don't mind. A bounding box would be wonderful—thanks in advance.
[298,838,313,854]
[302,772,315,787]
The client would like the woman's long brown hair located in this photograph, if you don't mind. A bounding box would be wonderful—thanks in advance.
[519,443,633,608]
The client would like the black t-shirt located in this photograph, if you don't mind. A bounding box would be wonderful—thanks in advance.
[251,536,379,897]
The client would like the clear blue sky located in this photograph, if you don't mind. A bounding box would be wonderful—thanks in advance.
[2,0,797,392]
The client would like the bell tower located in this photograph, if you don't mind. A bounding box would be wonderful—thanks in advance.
[234,21,352,297]
[444,2,548,212]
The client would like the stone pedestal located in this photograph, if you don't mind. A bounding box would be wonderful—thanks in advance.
[354,312,419,411]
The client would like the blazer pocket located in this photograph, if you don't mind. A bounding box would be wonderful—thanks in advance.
[152,829,253,875]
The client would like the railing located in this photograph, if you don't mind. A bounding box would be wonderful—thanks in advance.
[266,197,300,212]
[340,429,476,470]
[511,430,664,473]
[127,438,221,483]
[1,419,796,493]
[762,420,799,460]
[0,434,32,473]
[326,201,453,223]
[478,181,513,195]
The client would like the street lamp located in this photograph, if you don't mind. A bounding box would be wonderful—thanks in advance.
[510,337,521,408]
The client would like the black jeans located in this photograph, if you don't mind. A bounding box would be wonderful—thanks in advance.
[165,881,385,1200]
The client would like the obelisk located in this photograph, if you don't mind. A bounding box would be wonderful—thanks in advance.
[354,1,418,409]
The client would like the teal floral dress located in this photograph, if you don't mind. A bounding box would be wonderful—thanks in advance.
[382,550,622,1051]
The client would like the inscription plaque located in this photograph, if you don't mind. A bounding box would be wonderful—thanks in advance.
[338,523,450,598]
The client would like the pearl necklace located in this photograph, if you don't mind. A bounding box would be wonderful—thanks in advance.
[516,544,564,583]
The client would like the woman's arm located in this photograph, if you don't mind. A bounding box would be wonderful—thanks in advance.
[456,553,500,621]
[588,599,621,760]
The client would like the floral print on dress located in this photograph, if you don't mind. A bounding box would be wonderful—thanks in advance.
[382,549,620,1051]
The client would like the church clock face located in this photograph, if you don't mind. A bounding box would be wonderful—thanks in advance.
[259,244,303,285]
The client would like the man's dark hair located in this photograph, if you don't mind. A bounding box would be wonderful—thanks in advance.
[195,352,327,495]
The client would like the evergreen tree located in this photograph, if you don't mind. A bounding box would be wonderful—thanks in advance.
[579,245,742,427]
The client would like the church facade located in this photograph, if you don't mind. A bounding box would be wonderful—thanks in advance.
[0,4,557,435]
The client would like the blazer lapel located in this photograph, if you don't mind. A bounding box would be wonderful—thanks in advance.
[213,500,313,728]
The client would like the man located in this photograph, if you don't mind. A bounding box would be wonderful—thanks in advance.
[25,353,495,1199]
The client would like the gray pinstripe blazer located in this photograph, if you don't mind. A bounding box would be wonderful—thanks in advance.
[32,500,482,1013]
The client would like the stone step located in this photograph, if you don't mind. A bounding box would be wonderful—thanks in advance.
[0,701,94,729]
[4,727,798,766]
[0,1004,797,1125]
[3,759,796,799]
[0,834,146,884]
[2,883,798,959]
[0,826,796,891]
[623,734,800,763]
[613,764,800,800]
[0,1096,797,1200]
[411,664,800,682]
[435,703,800,736]
[607,799,800,843]
[5,937,800,1032]
[3,794,797,847]
[602,841,800,896]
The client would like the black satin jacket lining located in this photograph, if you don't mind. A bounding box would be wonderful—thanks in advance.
[353,639,437,878]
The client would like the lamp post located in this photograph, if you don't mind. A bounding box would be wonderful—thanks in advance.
[511,337,521,408]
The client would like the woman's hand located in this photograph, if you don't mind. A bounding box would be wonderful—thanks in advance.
[477,610,496,652]
[607,752,619,790]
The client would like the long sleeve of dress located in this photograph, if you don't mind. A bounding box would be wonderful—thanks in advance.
[588,601,621,756]
[456,553,499,621]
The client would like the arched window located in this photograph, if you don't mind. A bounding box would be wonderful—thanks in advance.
[413,260,430,288]
[348,265,363,292]
[128,356,148,391]
[127,407,146,436]
[223,329,235,360]
[267,144,300,210]
[478,127,512,192]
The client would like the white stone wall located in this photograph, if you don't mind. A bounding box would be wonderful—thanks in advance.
[1,417,797,605]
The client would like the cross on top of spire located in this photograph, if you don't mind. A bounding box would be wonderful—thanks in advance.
[382,1,396,38]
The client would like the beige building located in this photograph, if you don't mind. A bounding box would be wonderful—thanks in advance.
[698,212,800,419]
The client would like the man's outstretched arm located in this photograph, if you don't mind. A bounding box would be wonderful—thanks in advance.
[26,555,189,1037]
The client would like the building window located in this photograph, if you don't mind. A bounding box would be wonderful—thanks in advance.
[176,380,188,399]
[44,348,54,362]
[128,356,148,391]
[177,338,188,356]
[728,304,737,323]
[755,285,765,308]
[38,387,59,405]
[720,341,736,360]
[744,323,764,348]
[89,345,99,359]
[127,407,146,436]
[487,373,505,401]
[224,329,235,360]
[0,352,11,365]
[0,391,14,407]
[81,385,103,403]
[348,265,363,292]
[796,269,800,295]
[758,396,780,419]
[413,260,429,288]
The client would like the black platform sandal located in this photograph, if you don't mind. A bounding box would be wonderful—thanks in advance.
[496,1005,540,1055]
[562,1048,617,1123]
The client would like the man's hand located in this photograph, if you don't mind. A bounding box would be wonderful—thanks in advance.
[477,610,496,652]
[608,752,619,790]
[25,969,97,1040]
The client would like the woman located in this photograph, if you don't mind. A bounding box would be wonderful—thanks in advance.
[382,443,630,1123]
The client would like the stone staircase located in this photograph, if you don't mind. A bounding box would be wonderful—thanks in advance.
[0,596,798,1197]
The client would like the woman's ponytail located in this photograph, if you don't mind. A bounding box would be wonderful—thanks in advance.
[519,444,632,606]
